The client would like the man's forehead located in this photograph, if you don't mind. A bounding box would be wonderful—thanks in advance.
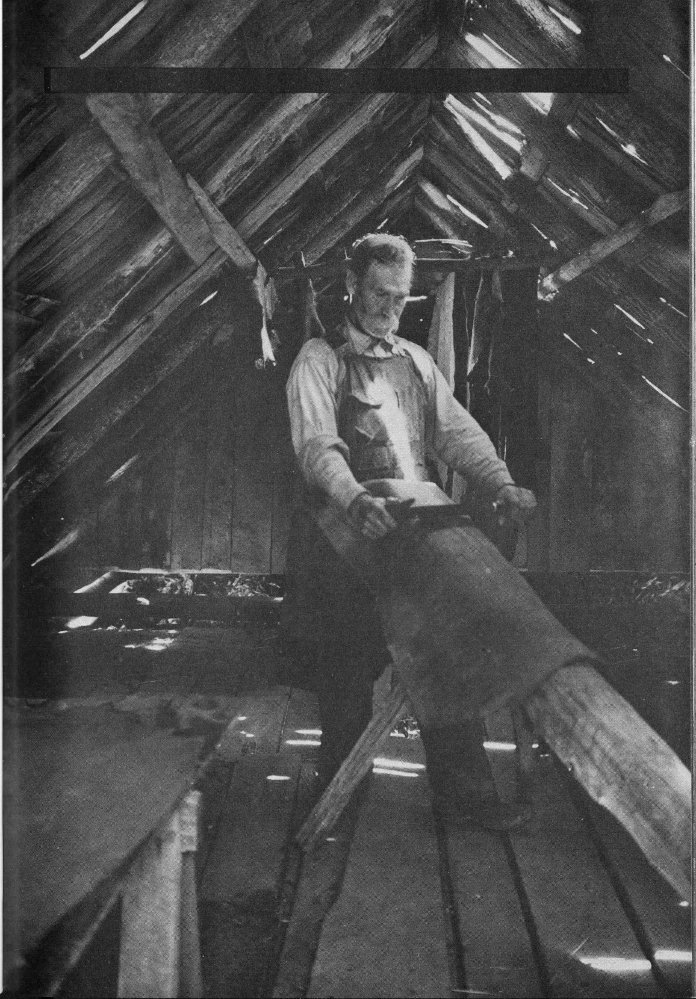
[363,260,412,288]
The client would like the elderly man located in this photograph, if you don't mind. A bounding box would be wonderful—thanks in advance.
[285,233,536,830]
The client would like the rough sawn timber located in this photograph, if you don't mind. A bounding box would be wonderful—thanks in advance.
[296,484,691,900]
[539,188,689,299]
[6,18,433,470]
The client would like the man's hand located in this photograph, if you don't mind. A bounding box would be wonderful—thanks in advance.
[492,484,537,528]
[347,493,399,539]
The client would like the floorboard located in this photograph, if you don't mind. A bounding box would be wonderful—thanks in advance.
[199,754,301,998]
[306,735,450,999]
[485,709,666,999]
[442,816,543,997]
[572,784,692,996]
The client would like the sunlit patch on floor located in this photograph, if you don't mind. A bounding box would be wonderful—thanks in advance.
[373,757,425,772]
[65,616,99,630]
[579,955,651,973]
[123,637,175,652]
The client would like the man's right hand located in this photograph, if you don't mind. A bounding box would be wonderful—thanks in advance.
[347,493,399,539]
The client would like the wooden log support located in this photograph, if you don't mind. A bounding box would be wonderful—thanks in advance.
[295,488,691,901]
[538,188,689,299]
[296,684,409,850]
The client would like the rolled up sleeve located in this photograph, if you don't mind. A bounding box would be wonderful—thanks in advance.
[286,340,367,511]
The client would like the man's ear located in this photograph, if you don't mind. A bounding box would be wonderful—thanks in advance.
[346,269,358,300]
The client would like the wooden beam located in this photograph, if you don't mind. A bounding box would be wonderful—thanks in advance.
[299,147,423,266]
[524,663,691,900]
[6,12,430,453]
[86,94,216,265]
[202,0,424,207]
[235,92,395,239]
[539,188,689,299]
[423,138,516,239]
[264,91,431,265]
[5,0,266,260]
[4,251,227,476]
[186,176,257,272]
[7,161,267,470]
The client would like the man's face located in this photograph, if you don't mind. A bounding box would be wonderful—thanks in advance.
[347,260,412,339]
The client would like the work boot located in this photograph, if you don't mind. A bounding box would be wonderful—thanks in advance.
[421,720,531,832]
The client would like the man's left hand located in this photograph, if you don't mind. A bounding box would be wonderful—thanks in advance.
[492,485,537,528]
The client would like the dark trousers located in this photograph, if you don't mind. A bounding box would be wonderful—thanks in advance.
[285,505,491,784]
[314,562,389,782]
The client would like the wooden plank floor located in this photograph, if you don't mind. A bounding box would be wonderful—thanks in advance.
[305,736,450,999]
[199,687,692,998]
[15,620,692,998]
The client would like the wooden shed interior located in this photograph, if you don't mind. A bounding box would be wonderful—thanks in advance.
[3,0,692,997]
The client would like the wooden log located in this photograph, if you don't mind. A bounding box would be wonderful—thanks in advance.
[484,708,662,998]
[85,93,217,265]
[524,664,690,901]
[295,485,691,898]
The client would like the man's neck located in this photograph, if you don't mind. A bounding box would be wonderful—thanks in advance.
[348,308,397,341]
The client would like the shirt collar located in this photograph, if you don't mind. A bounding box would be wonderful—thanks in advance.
[342,315,407,356]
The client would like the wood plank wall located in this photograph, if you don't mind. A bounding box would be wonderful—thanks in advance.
[80,304,688,577]
[89,336,297,574]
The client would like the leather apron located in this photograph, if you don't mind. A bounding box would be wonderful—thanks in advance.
[282,342,432,646]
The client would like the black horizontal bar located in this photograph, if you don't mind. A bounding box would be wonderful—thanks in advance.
[45,66,629,95]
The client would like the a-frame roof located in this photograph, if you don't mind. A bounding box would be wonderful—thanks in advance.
[3,0,691,552]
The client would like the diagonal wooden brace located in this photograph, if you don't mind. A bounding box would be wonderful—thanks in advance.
[296,683,409,852]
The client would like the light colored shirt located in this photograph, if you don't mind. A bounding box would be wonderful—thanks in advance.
[286,317,514,511]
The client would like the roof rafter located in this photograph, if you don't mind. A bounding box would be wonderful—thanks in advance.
[5,0,267,261]
[6,17,433,466]
[539,188,689,300]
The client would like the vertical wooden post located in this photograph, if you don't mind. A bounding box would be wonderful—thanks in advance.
[179,791,203,999]
[118,790,202,998]
[427,271,459,495]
